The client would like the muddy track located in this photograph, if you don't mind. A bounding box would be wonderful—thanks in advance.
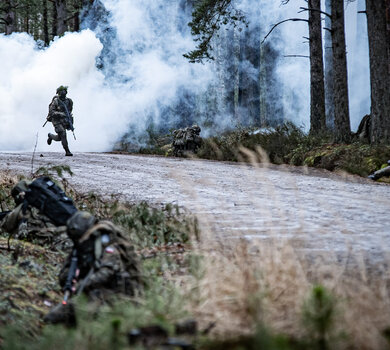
[1,152,390,266]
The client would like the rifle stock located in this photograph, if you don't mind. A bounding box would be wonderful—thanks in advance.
[63,249,78,304]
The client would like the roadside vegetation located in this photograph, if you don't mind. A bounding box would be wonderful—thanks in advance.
[135,122,390,181]
[1,166,390,349]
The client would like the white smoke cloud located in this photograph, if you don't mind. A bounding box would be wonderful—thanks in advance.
[0,0,212,152]
[0,0,372,153]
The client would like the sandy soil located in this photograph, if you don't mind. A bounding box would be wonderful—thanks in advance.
[1,152,390,266]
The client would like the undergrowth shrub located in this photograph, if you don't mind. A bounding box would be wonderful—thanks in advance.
[112,202,199,248]
[195,122,327,164]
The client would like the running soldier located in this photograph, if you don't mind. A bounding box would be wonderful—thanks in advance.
[47,86,74,156]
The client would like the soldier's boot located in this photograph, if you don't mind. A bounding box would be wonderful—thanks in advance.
[60,133,73,156]
[44,302,76,327]
[47,133,52,145]
[65,147,73,156]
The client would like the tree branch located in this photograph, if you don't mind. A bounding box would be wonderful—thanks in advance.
[284,54,310,58]
[261,18,309,44]
[298,7,331,18]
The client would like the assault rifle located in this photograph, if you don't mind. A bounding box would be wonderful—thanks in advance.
[63,249,78,305]
[58,99,76,140]
[0,211,11,221]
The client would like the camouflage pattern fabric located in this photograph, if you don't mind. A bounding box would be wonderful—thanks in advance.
[0,204,70,249]
[172,125,202,156]
[59,220,143,300]
[48,95,73,130]
[47,95,73,155]
[368,163,390,181]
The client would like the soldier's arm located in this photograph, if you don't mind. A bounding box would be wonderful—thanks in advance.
[68,98,73,114]
[81,248,122,292]
[59,255,73,288]
[49,97,66,118]
[0,204,24,234]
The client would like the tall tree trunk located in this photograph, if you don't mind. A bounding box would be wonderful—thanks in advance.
[366,0,390,144]
[56,0,67,36]
[308,0,326,135]
[73,12,80,32]
[51,1,58,37]
[43,0,49,45]
[4,0,16,35]
[331,0,351,143]
[324,0,334,129]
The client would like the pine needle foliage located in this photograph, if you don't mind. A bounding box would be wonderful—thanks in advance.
[184,0,247,63]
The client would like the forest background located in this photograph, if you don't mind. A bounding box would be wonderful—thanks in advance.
[1,0,390,171]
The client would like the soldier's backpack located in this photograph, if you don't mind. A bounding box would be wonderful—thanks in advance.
[23,176,77,226]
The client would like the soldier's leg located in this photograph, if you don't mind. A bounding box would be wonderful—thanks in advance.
[48,124,63,144]
[369,165,390,180]
[59,131,73,156]
[48,132,61,142]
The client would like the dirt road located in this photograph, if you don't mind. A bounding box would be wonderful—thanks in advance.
[1,152,390,264]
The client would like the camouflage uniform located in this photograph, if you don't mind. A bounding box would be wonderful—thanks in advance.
[44,212,143,325]
[47,86,74,156]
[172,125,202,156]
[0,181,70,249]
[368,161,390,181]
[59,213,143,300]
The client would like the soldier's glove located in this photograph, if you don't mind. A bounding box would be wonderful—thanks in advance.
[46,116,52,122]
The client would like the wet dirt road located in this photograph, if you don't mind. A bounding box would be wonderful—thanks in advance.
[1,152,390,264]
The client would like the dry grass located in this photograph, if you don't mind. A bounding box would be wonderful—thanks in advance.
[1,152,390,349]
[177,147,390,349]
[186,237,390,348]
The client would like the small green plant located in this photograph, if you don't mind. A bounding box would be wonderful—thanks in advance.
[33,164,74,179]
[112,202,199,249]
[301,285,338,350]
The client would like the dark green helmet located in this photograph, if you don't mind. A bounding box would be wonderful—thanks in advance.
[66,211,96,242]
[11,180,31,204]
[56,85,68,94]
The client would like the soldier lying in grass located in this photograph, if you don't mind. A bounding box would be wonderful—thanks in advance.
[44,211,144,326]
[0,179,74,249]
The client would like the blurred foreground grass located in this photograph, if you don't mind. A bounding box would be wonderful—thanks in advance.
[1,165,390,349]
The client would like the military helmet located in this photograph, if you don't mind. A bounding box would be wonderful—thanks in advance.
[11,180,31,204]
[67,211,96,242]
[56,85,68,94]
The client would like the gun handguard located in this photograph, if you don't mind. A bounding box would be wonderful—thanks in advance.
[63,249,78,305]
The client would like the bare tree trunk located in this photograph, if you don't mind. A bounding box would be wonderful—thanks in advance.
[308,0,326,135]
[366,0,390,144]
[43,0,50,45]
[331,0,351,143]
[51,1,58,37]
[55,0,67,36]
[324,0,334,129]
[4,0,16,35]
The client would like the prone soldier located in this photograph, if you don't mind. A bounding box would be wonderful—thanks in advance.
[0,180,71,249]
[368,160,390,181]
[44,211,144,325]
[172,124,202,156]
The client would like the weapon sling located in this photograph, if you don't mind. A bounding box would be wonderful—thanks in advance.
[58,98,76,140]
